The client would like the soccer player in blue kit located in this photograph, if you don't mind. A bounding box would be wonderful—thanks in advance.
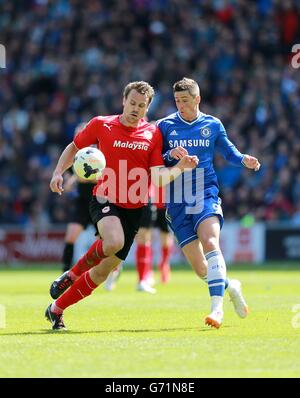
[158,78,261,328]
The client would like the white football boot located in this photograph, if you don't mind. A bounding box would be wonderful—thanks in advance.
[227,279,249,318]
[137,280,156,294]
[205,309,224,329]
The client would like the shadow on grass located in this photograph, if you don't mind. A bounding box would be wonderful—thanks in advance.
[1,262,300,272]
[227,263,300,272]
[0,325,232,336]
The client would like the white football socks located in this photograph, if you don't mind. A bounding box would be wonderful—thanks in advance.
[205,250,227,312]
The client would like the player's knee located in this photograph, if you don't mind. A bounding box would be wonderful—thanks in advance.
[202,236,218,253]
[191,261,207,278]
[103,237,124,256]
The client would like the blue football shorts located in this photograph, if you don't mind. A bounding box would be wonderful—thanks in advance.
[165,195,224,248]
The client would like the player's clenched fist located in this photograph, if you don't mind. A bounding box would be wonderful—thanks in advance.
[177,155,199,171]
[50,173,64,195]
[242,155,261,171]
[170,146,188,159]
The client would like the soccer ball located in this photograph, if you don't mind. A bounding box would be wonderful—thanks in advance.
[73,147,106,181]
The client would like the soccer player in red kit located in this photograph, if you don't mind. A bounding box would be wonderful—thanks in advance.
[105,184,173,293]
[135,184,173,293]
[46,81,198,330]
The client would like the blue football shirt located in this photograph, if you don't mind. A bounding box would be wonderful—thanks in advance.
[157,111,245,208]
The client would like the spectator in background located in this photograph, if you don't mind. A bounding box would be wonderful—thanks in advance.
[1,0,300,226]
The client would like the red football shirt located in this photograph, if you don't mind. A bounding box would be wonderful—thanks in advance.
[149,183,166,209]
[73,115,164,209]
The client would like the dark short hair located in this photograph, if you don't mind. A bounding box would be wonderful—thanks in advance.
[173,77,200,97]
[123,81,155,105]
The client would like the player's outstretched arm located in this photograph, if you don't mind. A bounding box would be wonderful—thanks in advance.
[50,142,79,195]
[151,155,199,187]
[242,155,261,171]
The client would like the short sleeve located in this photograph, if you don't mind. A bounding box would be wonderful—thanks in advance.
[73,117,100,149]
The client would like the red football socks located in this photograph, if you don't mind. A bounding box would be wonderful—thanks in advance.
[136,243,152,282]
[159,245,172,283]
[52,271,98,313]
[69,240,107,280]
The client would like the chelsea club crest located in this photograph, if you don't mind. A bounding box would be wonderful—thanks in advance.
[200,127,211,138]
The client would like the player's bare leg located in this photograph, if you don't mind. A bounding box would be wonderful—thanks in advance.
[46,256,122,330]
[50,216,124,299]
[89,256,122,285]
[182,239,223,327]
[197,217,225,329]
[182,237,248,321]
[158,231,172,284]
[47,214,125,330]
[193,242,249,319]
[104,263,123,291]
[181,239,208,280]
[62,223,84,272]
[135,227,156,294]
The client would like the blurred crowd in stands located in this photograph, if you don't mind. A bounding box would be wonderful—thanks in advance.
[1,0,300,228]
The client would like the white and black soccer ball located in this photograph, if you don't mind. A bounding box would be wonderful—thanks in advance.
[73,147,106,181]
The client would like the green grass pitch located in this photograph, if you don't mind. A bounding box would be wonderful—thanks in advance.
[0,263,300,378]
